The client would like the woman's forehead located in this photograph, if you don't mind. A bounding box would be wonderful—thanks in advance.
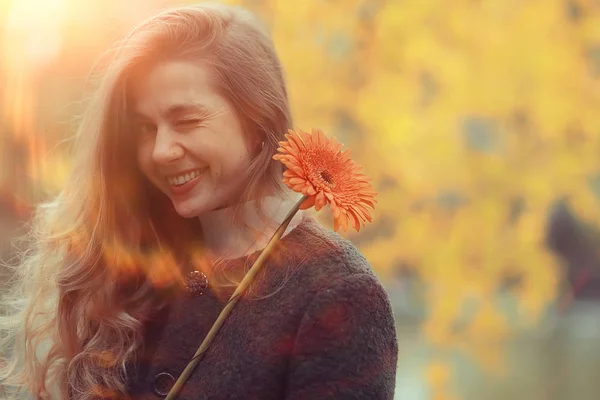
[128,60,223,118]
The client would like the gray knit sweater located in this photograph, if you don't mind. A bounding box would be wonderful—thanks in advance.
[126,217,398,399]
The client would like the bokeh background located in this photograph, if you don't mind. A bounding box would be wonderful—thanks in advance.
[1,0,600,399]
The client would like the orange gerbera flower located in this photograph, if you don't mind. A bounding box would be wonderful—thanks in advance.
[273,128,377,232]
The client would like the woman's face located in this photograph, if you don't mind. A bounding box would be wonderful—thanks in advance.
[130,60,255,218]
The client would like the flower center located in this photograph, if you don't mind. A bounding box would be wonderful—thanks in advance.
[319,170,335,186]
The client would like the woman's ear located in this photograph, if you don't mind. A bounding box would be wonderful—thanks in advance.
[251,134,265,156]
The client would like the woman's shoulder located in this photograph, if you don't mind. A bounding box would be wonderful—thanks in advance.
[277,215,384,295]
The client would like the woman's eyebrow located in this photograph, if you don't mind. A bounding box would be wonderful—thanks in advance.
[129,104,213,121]
[166,103,211,117]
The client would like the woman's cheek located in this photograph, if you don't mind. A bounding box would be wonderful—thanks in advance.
[136,140,155,179]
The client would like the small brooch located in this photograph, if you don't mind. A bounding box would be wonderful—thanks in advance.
[184,270,209,297]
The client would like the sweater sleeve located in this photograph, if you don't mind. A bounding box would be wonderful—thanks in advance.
[284,273,399,400]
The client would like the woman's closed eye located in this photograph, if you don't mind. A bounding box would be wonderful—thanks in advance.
[175,118,203,129]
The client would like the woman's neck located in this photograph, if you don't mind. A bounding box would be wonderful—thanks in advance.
[197,192,305,260]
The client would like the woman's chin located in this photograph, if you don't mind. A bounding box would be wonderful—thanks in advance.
[171,200,203,219]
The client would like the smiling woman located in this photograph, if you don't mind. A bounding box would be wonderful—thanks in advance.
[0,3,398,399]
[131,59,256,218]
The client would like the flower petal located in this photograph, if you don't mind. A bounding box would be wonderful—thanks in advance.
[293,184,307,192]
[351,205,371,223]
[283,169,298,178]
[314,191,327,211]
[348,210,361,232]
[286,162,305,177]
[299,195,316,210]
[288,177,306,185]
[338,213,349,232]
[299,129,312,144]
[330,200,341,218]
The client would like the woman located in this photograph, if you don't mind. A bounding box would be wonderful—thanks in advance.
[0,3,398,399]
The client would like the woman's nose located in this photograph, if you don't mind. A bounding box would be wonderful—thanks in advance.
[152,127,184,164]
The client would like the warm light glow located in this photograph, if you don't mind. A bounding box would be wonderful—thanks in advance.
[4,0,67,66]
[1,0,68,194]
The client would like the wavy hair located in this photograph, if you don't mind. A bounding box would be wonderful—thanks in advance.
[0,3,292,398]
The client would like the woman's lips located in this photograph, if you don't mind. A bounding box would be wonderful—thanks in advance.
[167,169,207,196]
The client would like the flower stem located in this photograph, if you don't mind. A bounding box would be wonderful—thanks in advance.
[165,195,308,399]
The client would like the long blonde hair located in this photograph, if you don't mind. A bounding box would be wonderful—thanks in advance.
[0,3,292,398]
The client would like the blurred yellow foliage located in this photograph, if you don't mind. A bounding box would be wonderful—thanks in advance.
[249,0,600,384]
[426,361,460,400]
[426,360,451,387]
